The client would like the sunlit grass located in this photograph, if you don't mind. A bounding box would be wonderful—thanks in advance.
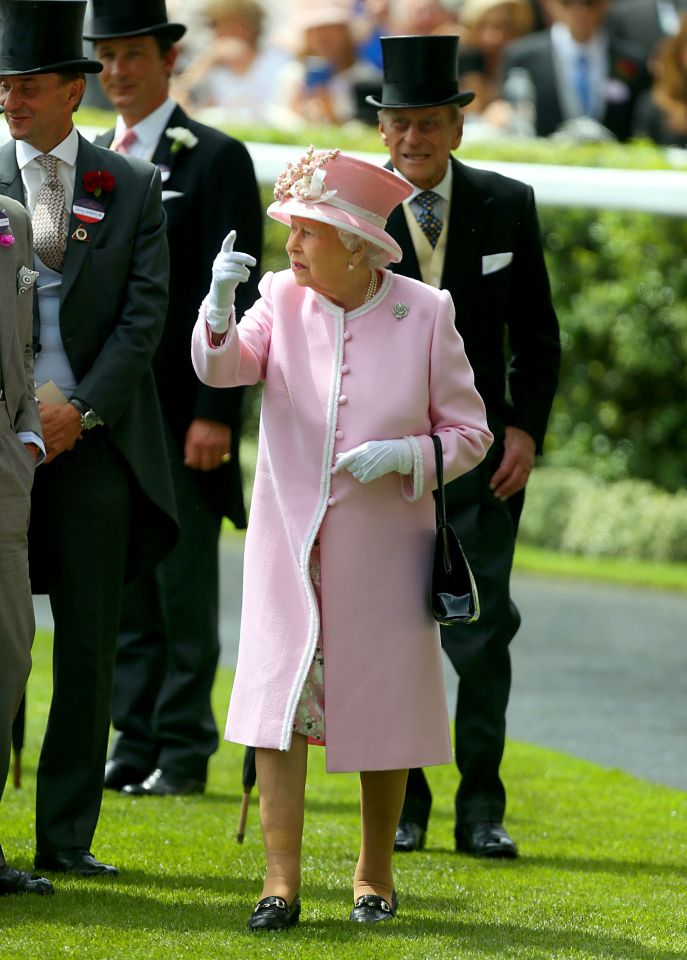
[2,630,685,959]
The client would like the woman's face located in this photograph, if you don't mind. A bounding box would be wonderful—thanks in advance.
[286,216,352,301]
[472,5,523,60]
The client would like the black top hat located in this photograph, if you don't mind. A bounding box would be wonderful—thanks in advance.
[0,1,103,75]
[84,0,186,42]
[366,35,475,110]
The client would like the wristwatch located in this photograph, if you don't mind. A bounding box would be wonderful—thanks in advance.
[69,397,104,431]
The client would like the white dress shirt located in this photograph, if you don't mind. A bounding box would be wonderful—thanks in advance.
[16,125,79,216]
[550,22,608,121]
[113,97,177,161]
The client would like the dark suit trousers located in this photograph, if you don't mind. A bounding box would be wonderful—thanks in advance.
[110,422,222,782]
[29,432,132,854]
[402,447,522,832]
[0,423,34,817]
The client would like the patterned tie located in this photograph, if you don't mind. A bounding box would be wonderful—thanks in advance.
[112,128,138,154]
[32,154,68,272]
[573,52,592,115]
[415,191,443,248]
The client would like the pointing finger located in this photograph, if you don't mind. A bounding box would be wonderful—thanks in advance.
[221,230,236,254]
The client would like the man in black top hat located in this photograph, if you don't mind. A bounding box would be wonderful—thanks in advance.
[367,35,560,858]
[85,0,262,797]
[0,0,177,876]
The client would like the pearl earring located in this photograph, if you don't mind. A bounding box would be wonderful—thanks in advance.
[348,263,354,272]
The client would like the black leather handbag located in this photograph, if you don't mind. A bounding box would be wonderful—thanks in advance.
[430,435,480,625]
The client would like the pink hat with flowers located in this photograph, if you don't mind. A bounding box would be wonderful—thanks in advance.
[267,147,413,263]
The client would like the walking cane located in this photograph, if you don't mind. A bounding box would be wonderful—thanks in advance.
[11,693,26,789]
[236,746,256,843]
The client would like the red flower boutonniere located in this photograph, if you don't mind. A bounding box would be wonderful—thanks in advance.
[613,57,639,83]
[83,170,115,198]
[0,207,15,247]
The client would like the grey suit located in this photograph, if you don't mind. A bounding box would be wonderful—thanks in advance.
[0,194,40,864]
[0,134,178,855]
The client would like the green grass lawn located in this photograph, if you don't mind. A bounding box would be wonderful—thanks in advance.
[2,631,686,959]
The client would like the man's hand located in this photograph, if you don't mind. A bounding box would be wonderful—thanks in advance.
[24,442,40,462]
[184,418,231,471]
[489,426,535,501]
[40,403,82,464]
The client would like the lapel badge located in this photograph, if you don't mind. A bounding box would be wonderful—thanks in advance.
[72,225,90,243]
[17,265,39,295]
[392,303,409,320]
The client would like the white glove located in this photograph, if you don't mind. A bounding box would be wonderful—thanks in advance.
[206,230,257,335]
[334,439,413,484]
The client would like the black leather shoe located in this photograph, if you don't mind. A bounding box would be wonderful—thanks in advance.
[247,895,301,931]
[0,864,54,896]
[34,849,119,876]
[104,760,149,792]
[394,819,426,852]
[455,821,518,859]
[121,768,205,797]
[350,889,398,923]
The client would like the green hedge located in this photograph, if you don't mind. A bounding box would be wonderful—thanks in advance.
[520,466,687,561]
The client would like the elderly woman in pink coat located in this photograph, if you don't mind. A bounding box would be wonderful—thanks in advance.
[191,147,492,931]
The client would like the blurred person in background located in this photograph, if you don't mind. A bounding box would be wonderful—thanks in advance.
[608,0,687,62]
[173,0,288,124]
[391,0,461,34]
[271,0,381,127]
[354,0,393,71]
[501,0,650,140]
[632,10,687,146]
[459,0,534,103]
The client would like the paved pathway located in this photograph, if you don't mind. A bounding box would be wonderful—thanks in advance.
[34,538,687,791]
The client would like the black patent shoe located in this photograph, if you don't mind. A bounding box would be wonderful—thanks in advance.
[350,889,398,923]
[247,894,301,931]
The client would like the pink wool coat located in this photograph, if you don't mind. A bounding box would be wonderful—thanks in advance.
[192,269,493,772]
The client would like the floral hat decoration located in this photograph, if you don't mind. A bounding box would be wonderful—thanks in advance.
[267,146,412,263]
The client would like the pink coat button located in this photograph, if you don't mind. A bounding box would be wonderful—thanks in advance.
[338,395,347,404]
[335,429,344,439]
[343,330,352,341]
[341,363,350,374]
[327,496,337,506]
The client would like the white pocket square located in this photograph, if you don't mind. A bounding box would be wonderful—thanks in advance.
[161,190,184,202]
[482,252,513,275]
[17,265,39,295]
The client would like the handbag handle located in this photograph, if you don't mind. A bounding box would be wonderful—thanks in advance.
[432,434,453,576]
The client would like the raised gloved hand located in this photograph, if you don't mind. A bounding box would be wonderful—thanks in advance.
[334,439,413,484]
[206,230,257,335]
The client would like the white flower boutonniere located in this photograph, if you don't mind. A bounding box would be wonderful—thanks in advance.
[165,127,199,154]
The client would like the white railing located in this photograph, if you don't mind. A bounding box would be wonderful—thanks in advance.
[65,125,687,217]
[245,140,687,217]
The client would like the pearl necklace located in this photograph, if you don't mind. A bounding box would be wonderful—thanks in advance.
[363,270,378,303]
